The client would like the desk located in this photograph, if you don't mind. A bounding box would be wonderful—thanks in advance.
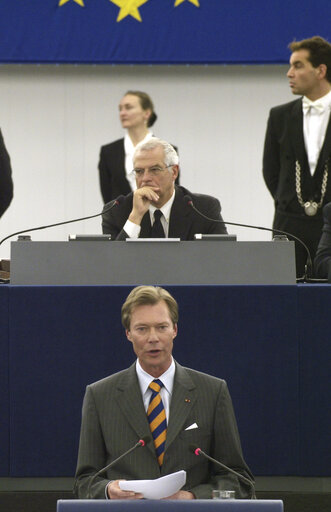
[0,284,330,478]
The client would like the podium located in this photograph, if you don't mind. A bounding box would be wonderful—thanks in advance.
[57,500,284,512]
[10,240,295,285]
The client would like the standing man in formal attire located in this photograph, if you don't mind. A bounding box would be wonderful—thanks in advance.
[75,285,253,499]
[102,137,227,239]
[0,128,13,218]
[263,36,331,277]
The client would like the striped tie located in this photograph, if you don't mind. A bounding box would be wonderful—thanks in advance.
[147,379,167,466]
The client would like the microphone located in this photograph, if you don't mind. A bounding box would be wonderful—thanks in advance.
[190,445,256,499]
[0,195,124,247]
[87,436,150,499]
[184,194,314,282]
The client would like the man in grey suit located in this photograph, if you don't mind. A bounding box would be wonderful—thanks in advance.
[75,286,253,500]
[101,137,227,239]
[263,36,331,278]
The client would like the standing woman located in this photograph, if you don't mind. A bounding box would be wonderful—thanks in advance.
[98,91,178,203]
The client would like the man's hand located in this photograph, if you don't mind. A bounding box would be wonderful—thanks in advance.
[107,480,144,500]
[128,186,160,225]
[163,490,195,500]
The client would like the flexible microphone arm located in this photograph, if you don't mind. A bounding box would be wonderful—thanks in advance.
[87,436,150,499]
[184,195,313,282]
[190,445,256,499]
[0,196,124,247]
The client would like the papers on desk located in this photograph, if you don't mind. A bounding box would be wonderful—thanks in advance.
[119,470,186,499]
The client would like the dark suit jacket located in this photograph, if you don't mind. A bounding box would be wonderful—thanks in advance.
[98,138,179,203]
[262,98,331,276]
[314,202,331,278]
[102,185,227,239]
[74,361,253,499]
[0,128,13,218]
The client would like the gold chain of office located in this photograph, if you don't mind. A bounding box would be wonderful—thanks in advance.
[295,160,328,216]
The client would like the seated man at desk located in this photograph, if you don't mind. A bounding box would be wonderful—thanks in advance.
[74,286,253,500]
[314,202,331,278]
[101,137,227,239]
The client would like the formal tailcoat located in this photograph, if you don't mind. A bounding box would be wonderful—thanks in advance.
[263,98,331,276]
[74,361,253,499]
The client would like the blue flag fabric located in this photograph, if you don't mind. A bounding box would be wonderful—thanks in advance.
[0,1,330,64]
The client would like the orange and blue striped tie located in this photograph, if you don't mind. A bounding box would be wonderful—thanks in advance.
[147,379,167,466]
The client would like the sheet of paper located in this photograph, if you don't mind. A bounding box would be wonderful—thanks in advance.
[119,470,186,499]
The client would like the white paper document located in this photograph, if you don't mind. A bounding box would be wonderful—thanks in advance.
[119,470,186,499]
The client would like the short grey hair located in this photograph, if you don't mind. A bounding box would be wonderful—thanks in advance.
[133,137,179,167]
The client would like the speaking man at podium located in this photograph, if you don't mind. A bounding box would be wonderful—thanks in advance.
[74,286,253,500]
[101,137,227,239]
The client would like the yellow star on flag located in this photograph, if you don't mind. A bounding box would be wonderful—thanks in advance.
[109,0,149,22]
[174,0,200,6]
[58,0,85,6]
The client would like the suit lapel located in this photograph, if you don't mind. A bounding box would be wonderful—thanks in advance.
[168,187,191,239]
[164,363,196,452]
[114,364,155,456]
[289,99,309,167]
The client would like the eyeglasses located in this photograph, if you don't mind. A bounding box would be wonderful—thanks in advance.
[131,165,172,177]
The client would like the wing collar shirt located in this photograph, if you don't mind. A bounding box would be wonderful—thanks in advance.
[303,90,331,175]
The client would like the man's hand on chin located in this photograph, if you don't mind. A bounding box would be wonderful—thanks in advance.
[129,186,160,225]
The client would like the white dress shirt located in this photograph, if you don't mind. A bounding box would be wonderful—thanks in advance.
[303,90,331,175]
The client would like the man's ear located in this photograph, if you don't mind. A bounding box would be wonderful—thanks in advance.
[171,165,179,181]
[318,63,327,80]
[126,329,132,342]
[173,323,178,339]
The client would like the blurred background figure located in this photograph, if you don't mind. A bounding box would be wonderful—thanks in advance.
[98,90,178,203]
[0,128,13,218]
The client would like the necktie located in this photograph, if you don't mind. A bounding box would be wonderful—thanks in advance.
[150,210,165,238]
[147,379,167,466]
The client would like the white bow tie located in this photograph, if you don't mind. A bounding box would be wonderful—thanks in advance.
[302,97,326,115]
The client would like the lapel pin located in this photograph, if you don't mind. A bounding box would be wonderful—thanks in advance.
[184,398,191,403]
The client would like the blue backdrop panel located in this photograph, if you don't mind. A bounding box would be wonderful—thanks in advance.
[0,286,9,476]
[298,285,331,476]
[0,1,330,64]
[167,285,299,476]
[9,285,298,477]
[8,285,133,476]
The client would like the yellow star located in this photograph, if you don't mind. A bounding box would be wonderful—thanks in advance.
[109,0,149,22]
[58,0,85,6]
[174,0,200,6]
